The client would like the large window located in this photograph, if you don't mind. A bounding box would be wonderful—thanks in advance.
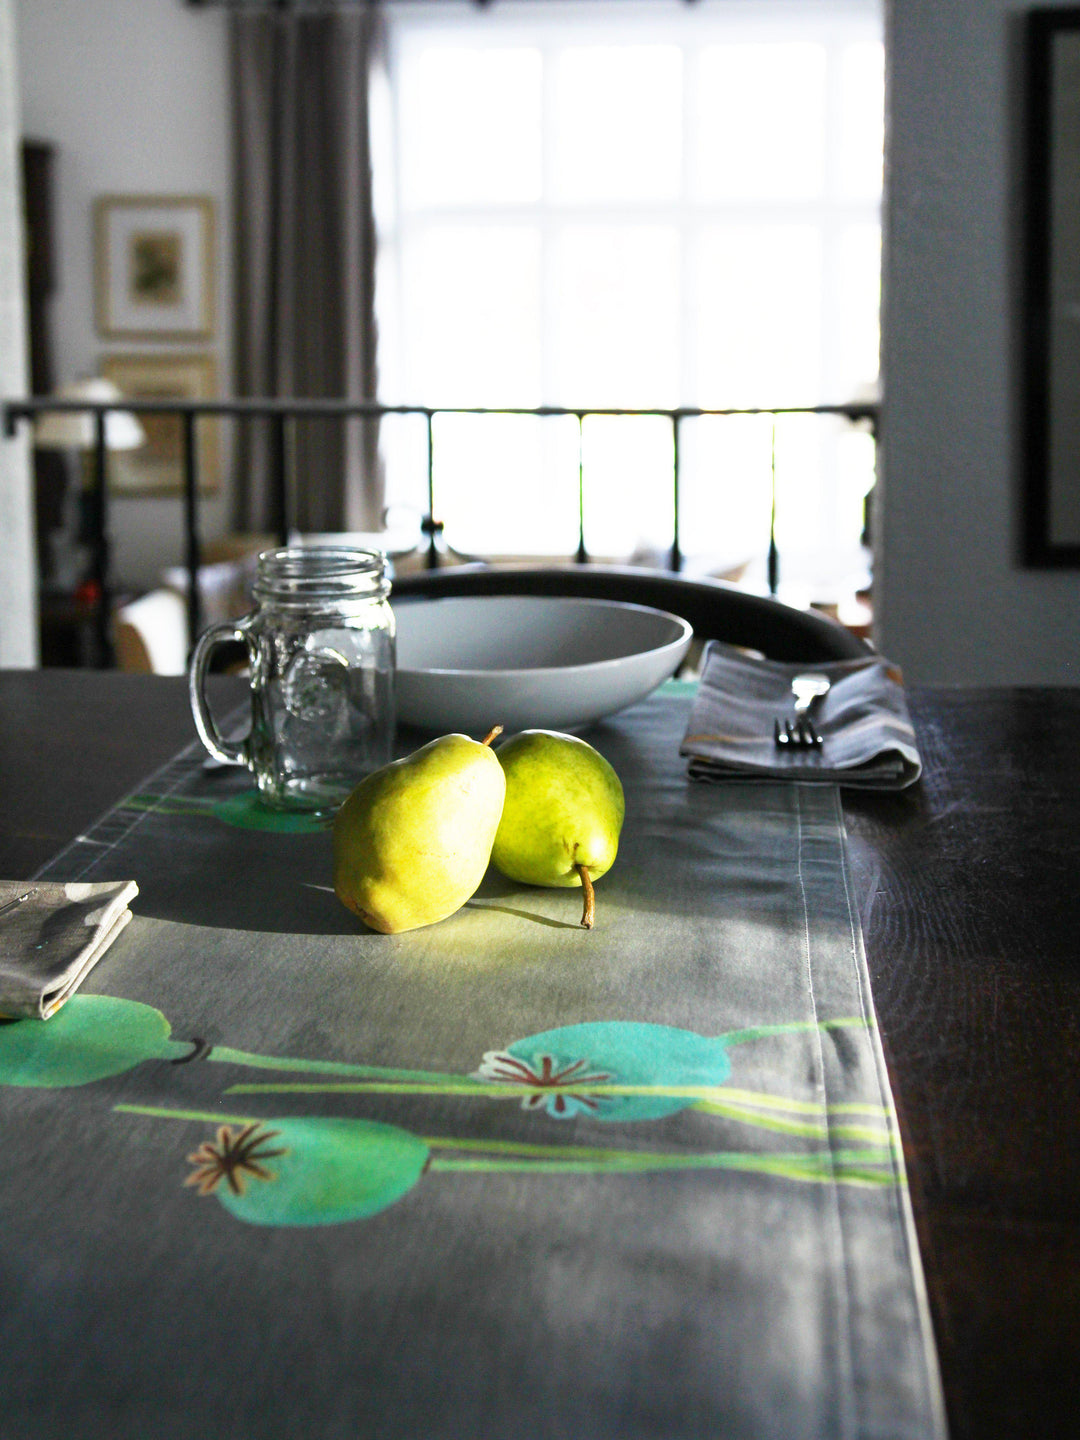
[375,0,883,602]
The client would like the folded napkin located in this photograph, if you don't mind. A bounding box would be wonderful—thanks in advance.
[0,880,139,1020]
[681,641,921,790]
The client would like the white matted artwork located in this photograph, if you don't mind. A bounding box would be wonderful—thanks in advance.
[100,353,219,496]
[95,196,215,340]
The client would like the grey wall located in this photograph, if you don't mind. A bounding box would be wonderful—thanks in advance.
[878,0,1080,683]
[0,0,35,666]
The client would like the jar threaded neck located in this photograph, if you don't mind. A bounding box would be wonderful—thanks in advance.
[253,547,390,604]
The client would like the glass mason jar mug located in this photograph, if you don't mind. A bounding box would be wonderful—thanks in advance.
[189,547,395,811]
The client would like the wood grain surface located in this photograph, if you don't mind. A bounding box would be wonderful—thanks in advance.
[2,672,1077,1438]
[843,688,1080,1440]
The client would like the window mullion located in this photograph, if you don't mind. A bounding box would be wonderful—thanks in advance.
[680,37,694,409]
[541,34,557,408]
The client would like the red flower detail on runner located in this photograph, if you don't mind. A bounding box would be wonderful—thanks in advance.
[184,1123,286,1197]
[475,1050,614,1116]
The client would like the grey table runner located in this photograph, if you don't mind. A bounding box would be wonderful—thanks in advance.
[0,690,945,1439]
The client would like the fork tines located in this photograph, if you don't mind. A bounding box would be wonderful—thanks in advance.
[773,717,823,749]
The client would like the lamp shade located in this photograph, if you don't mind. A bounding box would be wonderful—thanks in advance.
[34,377,145,451]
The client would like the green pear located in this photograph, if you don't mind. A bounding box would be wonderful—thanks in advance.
[333,729,505,934]
[491,730,625,929]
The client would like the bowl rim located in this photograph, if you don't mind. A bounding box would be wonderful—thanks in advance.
[393,595,694,679]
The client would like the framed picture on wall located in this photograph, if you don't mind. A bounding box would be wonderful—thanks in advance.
[1023,9,1080,565]
[95,195,215,340]
[99,352,220,496]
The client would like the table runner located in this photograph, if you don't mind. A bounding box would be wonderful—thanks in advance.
[1,690,945,1439]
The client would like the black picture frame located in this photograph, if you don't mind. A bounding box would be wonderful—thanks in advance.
[1023,8,1080,566]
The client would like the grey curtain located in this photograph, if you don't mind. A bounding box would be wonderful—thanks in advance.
[231,8,384,535]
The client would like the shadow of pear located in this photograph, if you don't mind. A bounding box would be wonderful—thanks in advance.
[463,867,582,931]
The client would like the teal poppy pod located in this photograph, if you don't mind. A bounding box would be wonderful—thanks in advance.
[0,994,179,1087]
[478,1021,733,1122]
[189,1117,431,1227]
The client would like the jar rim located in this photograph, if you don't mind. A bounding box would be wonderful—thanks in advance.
[257,546,385,575]
[253,546,390,602]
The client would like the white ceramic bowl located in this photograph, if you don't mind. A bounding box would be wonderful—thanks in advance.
[393,595,693,735]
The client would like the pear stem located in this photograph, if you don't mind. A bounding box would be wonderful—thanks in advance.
[481,725,503,747]
[576,864,595,929]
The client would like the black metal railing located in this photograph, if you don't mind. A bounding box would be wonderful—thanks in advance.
[2,396,878,667]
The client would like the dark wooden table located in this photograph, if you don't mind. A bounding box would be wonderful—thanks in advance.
[2,671,1078,1440]
[842,687,1080,1440]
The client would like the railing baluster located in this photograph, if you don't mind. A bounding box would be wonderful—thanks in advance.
[423,409,441,570]
[575,413,587,565]
[272,411,289,546]
[182,409,202,651]
[669,413,682,573]
[767,416,779,598]
[91,409,112,669]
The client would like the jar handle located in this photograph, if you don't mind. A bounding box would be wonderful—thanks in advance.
[189,619,253,768]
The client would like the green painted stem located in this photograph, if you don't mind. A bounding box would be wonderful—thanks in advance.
[212,1049,461,1084]
[231,1081,740,1099]
[720,1016,870,1047]
[115,1107,898,1186]
[169,1012,874,1093]
[421,1135,892,1165]
[220,1081,890,1148]
[122,794,208,814]
[429,1150,897,1184]
[692,1085,889,1119]
[689,1100,891,1145]
[116,1102,257,1127]
[224,1079,893,1128]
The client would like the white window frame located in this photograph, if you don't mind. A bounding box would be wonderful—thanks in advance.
[375,0,883,603]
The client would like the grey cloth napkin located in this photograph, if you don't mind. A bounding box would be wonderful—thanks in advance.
[681,641,922,789]
[0,880,139,1019]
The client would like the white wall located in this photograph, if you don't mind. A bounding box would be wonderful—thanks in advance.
[15,0,231,590]
[0,0,35,665]
[878,0,1080,683]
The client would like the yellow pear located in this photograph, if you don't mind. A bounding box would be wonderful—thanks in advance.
[333,729,505,934]
[491,730,625,929]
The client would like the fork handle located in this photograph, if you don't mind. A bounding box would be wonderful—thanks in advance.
[794,693,824,718]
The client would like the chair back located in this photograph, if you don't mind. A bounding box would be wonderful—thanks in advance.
[113,589,189,675]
